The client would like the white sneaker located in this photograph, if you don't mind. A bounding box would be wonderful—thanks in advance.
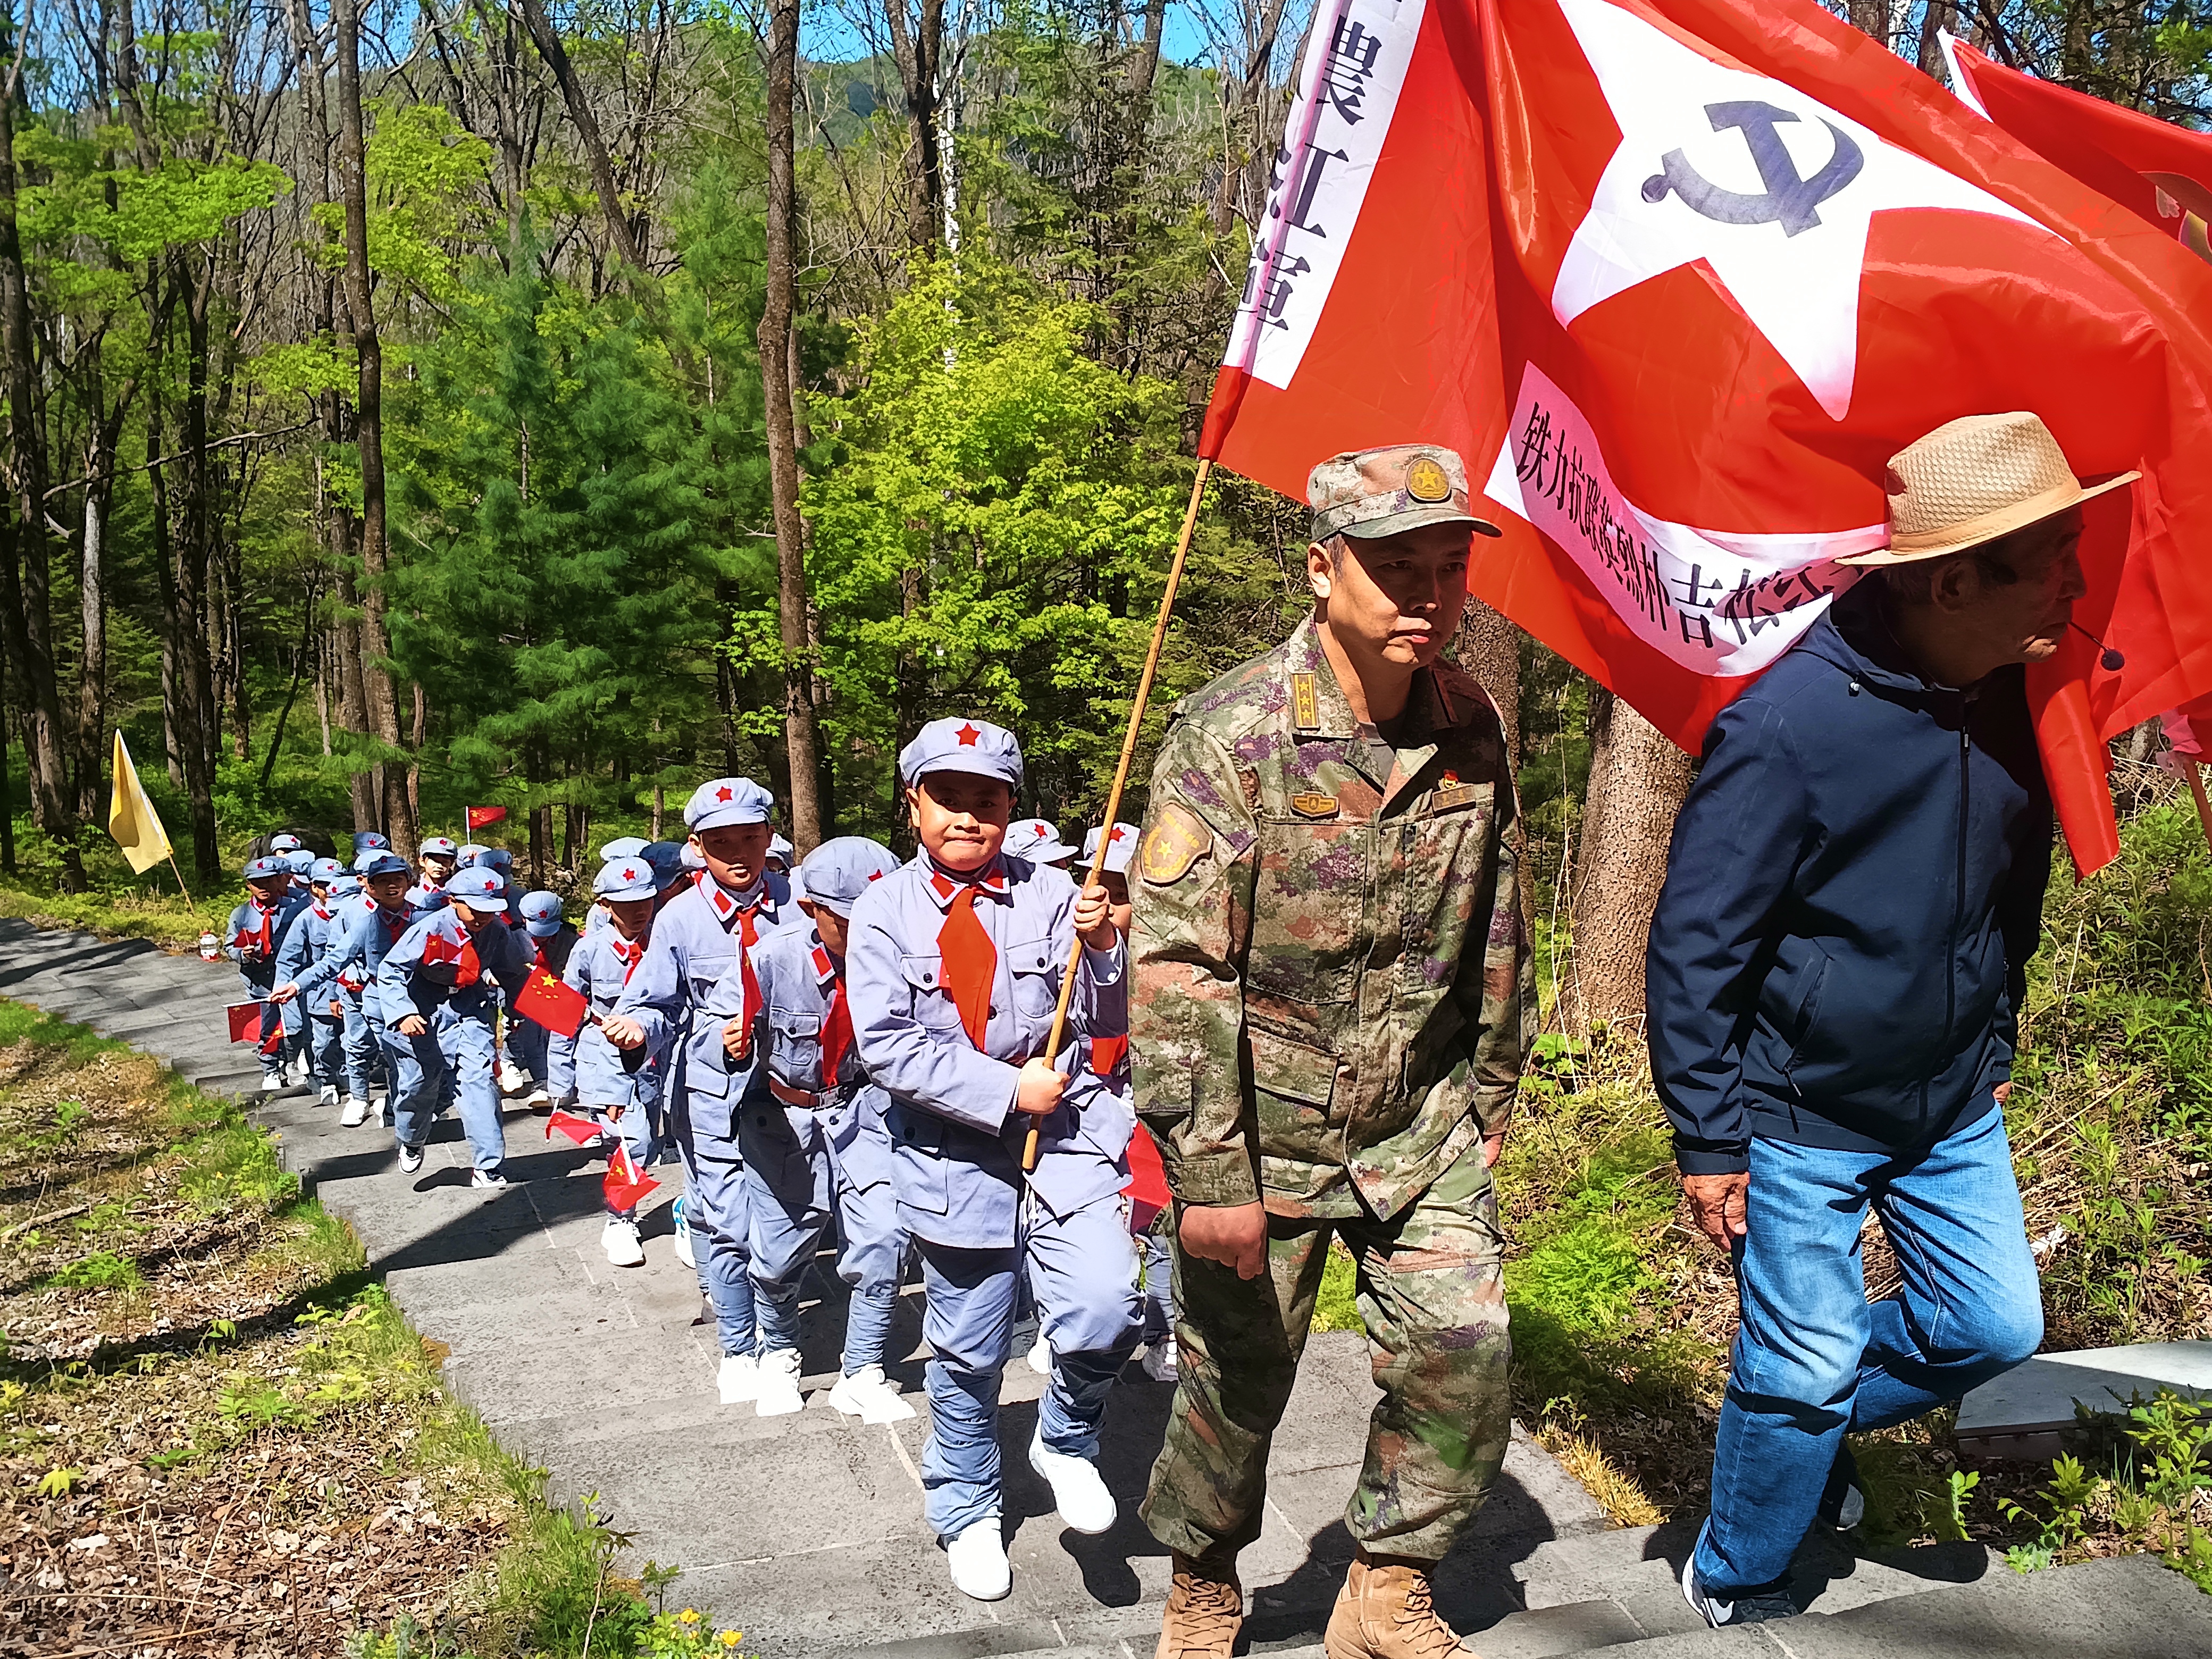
[471,1168,510,1193]
[944,1522,1011,1602]
[339,1096,368,1128]
[398,1145,424,1174]
[1027,1334,1052,1376]
[826,1363,917,1424]
[601,1218,644,1267]
[673,1196,697,1269]
[498,1062,529,1094]
[260,1074,284,1093]
[523,1085,550,1108]
[321,1085,341,1107]
[755,1347,805,1417]
[1028,1428,1116,1535]
[1142,1336,1179,1384]
[718,1352,760,1405]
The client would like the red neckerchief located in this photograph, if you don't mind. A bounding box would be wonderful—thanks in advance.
[813,943,853,1086]
[702,879,768,1027]
[926,866,1004,1052]
[1090,1035,1129,1077]
[611,934,646,983]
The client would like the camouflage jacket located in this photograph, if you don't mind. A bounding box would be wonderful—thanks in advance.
[1130,613,1530,1222]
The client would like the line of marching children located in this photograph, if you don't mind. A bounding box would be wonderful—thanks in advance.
[217,716,1172,1603]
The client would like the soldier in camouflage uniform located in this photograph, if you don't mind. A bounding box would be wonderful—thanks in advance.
[1133,443,1531,1659]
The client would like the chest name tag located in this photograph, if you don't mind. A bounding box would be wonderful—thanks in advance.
[1432,784,1485,811]
[1291,673,1320,732]
[1290,792,1340,820]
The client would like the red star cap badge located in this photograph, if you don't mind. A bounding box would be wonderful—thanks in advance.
[717,785,734,802]
[1110,826,1127,842]
[622,867,637,881]
[954,723,981,745]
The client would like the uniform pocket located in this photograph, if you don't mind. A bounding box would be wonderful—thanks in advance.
[900,953,962,1032]
[770,1010,822,1085]
[1006,934,1058,1020]
[1245,1024,1341,1166]
[1402,783,1495,979]
[887,1103,951,1213]
[1247,822,1370,1006]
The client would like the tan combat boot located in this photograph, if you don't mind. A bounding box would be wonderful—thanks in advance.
[1155,1552,1243,1659]
[1321,1554,1476,1659]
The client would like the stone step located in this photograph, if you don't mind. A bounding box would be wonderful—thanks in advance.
[1513,1519,1997,1627]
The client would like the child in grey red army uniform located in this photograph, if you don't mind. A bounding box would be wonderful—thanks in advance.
[550,859,669,1266]
[724,836,917,1423]
[227,855,311,1091]
[847,718,1125,1603]
[270,857,351,1107]
[600,779,798,1406]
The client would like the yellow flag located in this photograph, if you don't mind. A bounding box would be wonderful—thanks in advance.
[106,731,173,875]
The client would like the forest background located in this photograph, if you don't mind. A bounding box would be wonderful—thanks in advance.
[0,0,2204,1019]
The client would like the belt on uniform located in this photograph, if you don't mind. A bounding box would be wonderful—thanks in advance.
[767,1076,822,1109]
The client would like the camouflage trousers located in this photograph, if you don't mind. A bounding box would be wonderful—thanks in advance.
[1138,1141,1511,1565]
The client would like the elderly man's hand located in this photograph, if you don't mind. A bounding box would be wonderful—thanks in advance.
[1683,1172,1749,1248]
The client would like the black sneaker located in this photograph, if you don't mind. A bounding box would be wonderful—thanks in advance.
[1817,1443,1867,1531]
[1681,1532,1797,1628]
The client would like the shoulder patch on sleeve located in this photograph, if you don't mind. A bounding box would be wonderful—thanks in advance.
[1139,804,1213,886]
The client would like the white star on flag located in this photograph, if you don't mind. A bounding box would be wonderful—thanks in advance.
[1551,0,2050,419]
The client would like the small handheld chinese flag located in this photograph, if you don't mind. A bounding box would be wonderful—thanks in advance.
[604,1143,660,1212]
[546,1108,601,1146]
[514,968,590,1038]
[225,1002,264,1044]
[465,805,507,831]
[1122,1122,1170,1234]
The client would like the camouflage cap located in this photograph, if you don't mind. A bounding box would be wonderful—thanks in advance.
[1308,443,1502,543]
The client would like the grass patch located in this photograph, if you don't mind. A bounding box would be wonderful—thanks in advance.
[0,993,745,1655]
[0,873,236,952]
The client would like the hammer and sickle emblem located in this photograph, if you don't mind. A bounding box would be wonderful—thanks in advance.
[1640,99,1864,237]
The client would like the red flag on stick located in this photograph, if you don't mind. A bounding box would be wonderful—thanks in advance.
[514,967,590,1039]
[225,1002,266,1044]
[1940,35,2212,263]
[547,1108,602,1146]
[465,805,507,831]
[1123,1122,1170,1234]
[1200,0,2212,876]
[604,1143,660,1213]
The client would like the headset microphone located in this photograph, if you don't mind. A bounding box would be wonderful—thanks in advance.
[2069,620,2125,672]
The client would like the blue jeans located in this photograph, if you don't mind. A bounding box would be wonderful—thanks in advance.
[1695,1106,2042,1593]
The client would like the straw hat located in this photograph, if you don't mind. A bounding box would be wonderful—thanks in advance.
[1837,412,2138,567]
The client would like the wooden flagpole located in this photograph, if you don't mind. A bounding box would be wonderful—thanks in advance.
[2186,758,2212,853]
[165,853,191,901]
[1025,458,1214,1175]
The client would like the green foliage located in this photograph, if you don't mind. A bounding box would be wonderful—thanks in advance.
[44,1250,143,1291]
[2001,1392,2212,1592]
[1311,1241,1362,1334]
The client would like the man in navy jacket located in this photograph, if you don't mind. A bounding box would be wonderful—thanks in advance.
[1648,413,2134,1629]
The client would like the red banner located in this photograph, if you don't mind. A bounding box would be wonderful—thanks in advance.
[465,805,508,831]
[1941,35,2212,262]
[1200,0,2212,875]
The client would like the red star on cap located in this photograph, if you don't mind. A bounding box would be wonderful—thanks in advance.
[622,867,638,881]
[1109,826,1127,843]
[716,785,734,802]
[954,723,981,746]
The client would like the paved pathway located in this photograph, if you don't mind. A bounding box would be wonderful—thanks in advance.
[6,916,2209,1658]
